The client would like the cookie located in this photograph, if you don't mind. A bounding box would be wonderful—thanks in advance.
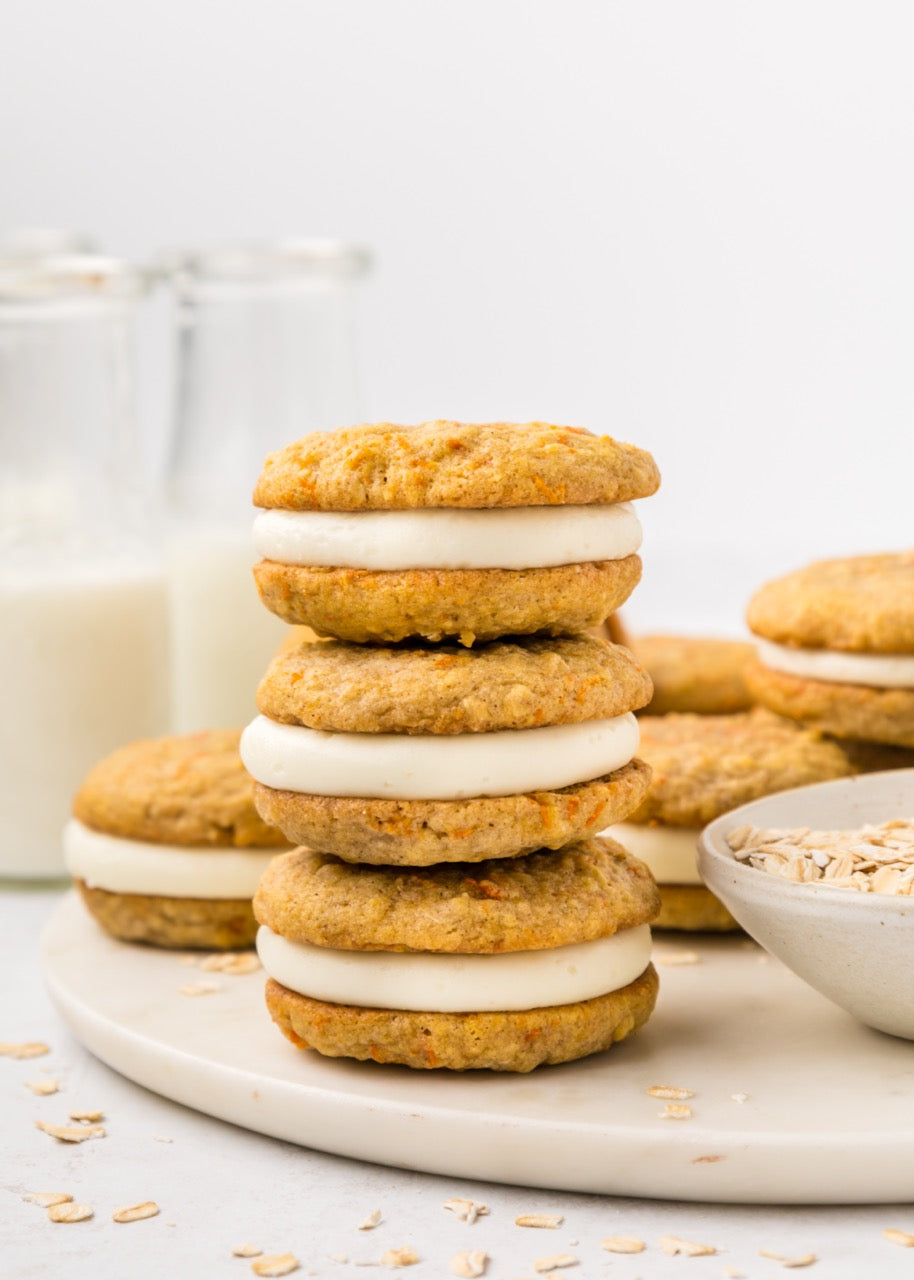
[73,730,289,847]
[251,421,659,644]
[633,634,755,715]
[747,553,914,653]
[747,553,914,747]
[257,634,652,734]
[627,710,854,828]
[254,839,659,952]
[253,421,660,511]
[650,885,738,933]
[264,970,659,1072]
[254,560,642,646]
[66,730,290,950]
[253,765,650,866]
[604,710,854,931]
[243,636,653,864]
[744,665,914,749]
[254,838,660,1071]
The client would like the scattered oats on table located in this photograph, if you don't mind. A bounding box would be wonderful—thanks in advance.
[69,1108,104,1123]
[450,1249,488,1277]
[199,952,262,975]
[883,1228,914,1247]
[601,1235,645,1254]
[532,1254,577,1272]
[358,1209,382,1230]
[659,1103,692,1120]
[25,1078,59,1095]
[252,1255,300,1278]
[659,1235,717,1257]
[22,1191,72,1208]
[35,1120,105,1143]
[48,1202,93,1223]
[232,1243,262,1258]
[0,1041,50,1059]
[515,1214,563,1228]
[178,981,221,997]
[758,1249,817,1268]
[443,1197,489,1224]
[646,1084,694,1100]
[380,1247,420,1267]
[113,1201,160,1224]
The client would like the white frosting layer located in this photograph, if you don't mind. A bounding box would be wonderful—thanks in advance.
[240,713,639,800]
[62,819,280,898]
[252,503,642,571]
[757,639,914,690]
[257,923,652,1012]
[605,822,702,886]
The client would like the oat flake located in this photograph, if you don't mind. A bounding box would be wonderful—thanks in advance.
[48,1202,93,1223]
[601,1235,645,1254]
[252,1255,300,1278]
[450,1250,488,1277]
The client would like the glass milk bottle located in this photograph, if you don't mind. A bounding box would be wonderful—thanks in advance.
[162,239,370,733]
[0,256,169,878]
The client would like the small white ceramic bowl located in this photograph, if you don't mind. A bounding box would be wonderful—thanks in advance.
[698,768,914,1040]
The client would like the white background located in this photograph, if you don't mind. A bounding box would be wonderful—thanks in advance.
[5,0,914,624]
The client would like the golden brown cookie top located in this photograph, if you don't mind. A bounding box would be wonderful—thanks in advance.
[254,838,660,953]
[257,635,653,734]
[635,634,755,715]
[73,730,290,848]
[253,421,660,511]
[747,553,914,653]
[628,709,854,828]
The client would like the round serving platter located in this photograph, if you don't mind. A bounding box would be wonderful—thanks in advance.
[43,892,914,1204]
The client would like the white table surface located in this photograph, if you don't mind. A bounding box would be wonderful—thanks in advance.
[3,886,913,1280]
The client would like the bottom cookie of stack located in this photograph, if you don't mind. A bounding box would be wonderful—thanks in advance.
[254,839,660,1072]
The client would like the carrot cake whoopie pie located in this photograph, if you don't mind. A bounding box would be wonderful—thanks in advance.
[241,633,653,865]
[254,838,660,1072]
[746,552,914,748]
[251,421,660,645]
[606,709,855,931]
[65,730,290,949]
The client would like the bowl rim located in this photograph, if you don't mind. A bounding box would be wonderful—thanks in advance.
[698,767,914,914]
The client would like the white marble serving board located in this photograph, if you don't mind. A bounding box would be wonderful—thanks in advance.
[42,893,914,1204]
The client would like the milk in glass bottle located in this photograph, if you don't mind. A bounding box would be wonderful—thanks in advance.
[0,256,169,878]
[162,239,370,732]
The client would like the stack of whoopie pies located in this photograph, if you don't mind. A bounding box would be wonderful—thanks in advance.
[241,421,663,1071]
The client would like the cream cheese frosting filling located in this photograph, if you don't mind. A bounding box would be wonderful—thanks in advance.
[757,639,914,689]
[252,502,642,571]
[256,923,652,1013]
[604,822,702,886]
[63,819,280,899]
[241,712,639,800]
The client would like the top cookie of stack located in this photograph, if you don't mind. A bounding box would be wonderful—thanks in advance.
[251,420,660,644]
